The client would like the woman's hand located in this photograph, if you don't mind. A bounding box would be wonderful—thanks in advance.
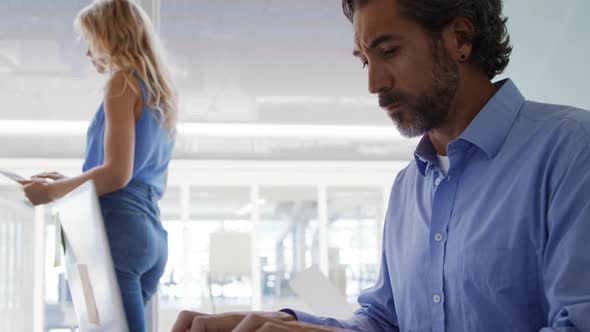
[21,178,55,205]
[31,171,67,181]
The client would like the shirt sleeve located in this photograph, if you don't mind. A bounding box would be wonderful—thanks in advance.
[540,143,590,332]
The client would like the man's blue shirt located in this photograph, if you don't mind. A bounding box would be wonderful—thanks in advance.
[292,79,590,332]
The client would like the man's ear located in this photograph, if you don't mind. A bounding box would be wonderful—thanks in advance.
[442,17,475,62]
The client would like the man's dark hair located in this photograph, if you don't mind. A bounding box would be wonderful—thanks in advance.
[342,0,512,79]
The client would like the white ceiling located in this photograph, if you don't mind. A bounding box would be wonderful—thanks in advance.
[0,0,588,160]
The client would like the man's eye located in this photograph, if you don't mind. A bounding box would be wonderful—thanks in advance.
[384,47,400,57]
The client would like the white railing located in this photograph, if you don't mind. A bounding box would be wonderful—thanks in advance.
[0,188,35,332]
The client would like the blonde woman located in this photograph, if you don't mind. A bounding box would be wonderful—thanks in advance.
[20,0,177,330]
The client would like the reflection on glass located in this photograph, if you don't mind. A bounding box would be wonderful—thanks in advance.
[1,1,104,122]
[159,187,181,221]
[258,187,318,309]
[160,186,252,313]
[328,187,382,303]
[0,186,38,331]
[159,1,376,126]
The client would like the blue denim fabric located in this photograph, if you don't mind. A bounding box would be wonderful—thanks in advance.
[99,180,168,332]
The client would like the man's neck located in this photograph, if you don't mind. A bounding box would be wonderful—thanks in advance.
[428,72,497,156]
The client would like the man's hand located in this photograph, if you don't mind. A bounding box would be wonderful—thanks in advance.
[171,311,293,332]
[232,313,350,332]
[171,310,349,332]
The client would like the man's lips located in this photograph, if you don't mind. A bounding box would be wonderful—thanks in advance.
[382,102,404,115]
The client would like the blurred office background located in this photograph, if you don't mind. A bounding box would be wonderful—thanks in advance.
[0,0,588,331]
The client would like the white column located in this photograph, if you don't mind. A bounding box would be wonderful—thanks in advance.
[180,185,191,308]
[144,294,159,332]
[250,185,262,310]
[32,206,45,332]
[138,0,161,32]
[318,185,329,277]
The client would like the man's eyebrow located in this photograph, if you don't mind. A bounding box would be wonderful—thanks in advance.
[369,34,400,49]
[352,34,402,58]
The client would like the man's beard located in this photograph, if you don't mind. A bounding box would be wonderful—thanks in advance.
[379,42,460,138]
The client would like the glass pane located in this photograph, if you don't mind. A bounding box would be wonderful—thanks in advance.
[2,0,106,324]
[160,186,181,221]
[0,186,36,331]
[44,224,78,331]
[258,186,318,310]
[1,1,103,122]
[160,186,252,315]
[160,1,374,125]
[327,187,383,304]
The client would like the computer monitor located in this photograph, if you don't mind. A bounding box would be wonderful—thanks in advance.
[53,180,129,332]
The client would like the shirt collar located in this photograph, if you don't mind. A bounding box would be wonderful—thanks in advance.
[414,79,525,176]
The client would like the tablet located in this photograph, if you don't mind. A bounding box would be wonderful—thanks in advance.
[0,169,26,183]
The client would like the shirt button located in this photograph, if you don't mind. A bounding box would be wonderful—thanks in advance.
[435,178,442,186]
[433,294,442,304]
[434,233,443,242]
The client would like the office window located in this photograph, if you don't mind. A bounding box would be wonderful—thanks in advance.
[258,186,319,310]
[160,186,252,313]
[160,0,377,125]
[0,185,36,332]
[328,187,383,303]
[0,1,104,329]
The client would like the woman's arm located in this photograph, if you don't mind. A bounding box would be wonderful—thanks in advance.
[23,71,139,205]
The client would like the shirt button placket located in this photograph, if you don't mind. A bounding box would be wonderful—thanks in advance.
[435,177,442,187]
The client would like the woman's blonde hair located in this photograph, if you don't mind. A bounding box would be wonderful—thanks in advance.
[74,0,178,135]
